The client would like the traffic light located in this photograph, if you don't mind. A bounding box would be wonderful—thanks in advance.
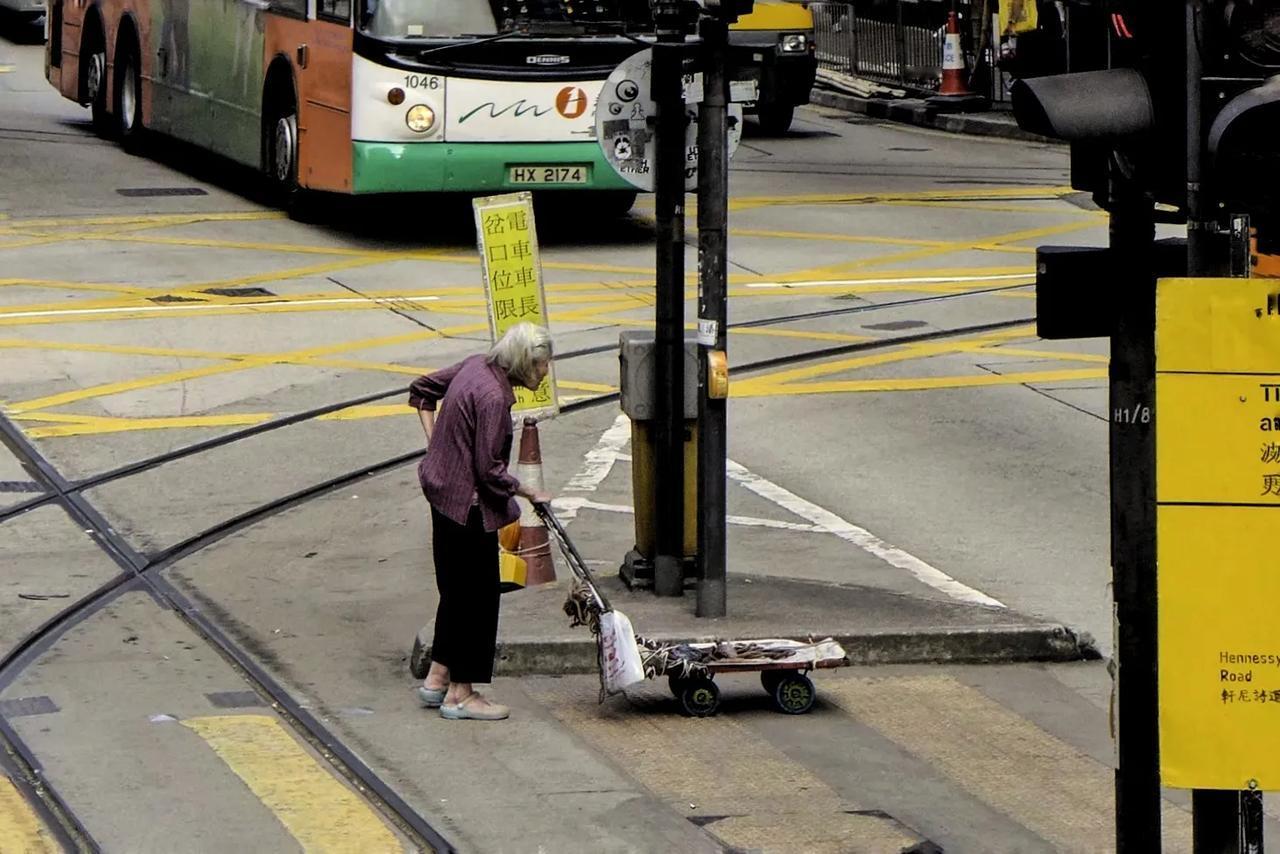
[1011,1,1280,222]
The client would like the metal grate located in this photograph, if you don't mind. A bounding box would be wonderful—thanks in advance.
[0,696,60,718]
[148,295,206,303]
[116,187,209,197]
[206,691,267,709]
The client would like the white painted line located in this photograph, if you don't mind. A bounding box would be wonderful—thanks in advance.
[725,460,1006,608]
[552,496,825,533]
[0,295,441,320]
[564,414,631,494]
[744,273,1034,290]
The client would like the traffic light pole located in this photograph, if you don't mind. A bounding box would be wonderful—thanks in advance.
[1185,3,1253,849]
[1108,183,1162,854]
[695,12,729,618]
[652,20,689,598]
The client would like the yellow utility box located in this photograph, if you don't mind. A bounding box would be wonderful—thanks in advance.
[618,330,700,588]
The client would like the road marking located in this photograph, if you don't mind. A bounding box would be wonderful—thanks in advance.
[735,368,1108,398]
[531,682,923,853]
[827,676,1193,852]
[556,418,1002,606]
[745,273,1034,289]
[553,496,825,533]
[726,460,1005,607]
[0,211,284,233]
[182,715,404,852]
[0,294,441,321]
[0,776,57,852]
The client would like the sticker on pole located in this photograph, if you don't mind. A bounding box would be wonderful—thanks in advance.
[473,191,559,419]
[595,49,743,192]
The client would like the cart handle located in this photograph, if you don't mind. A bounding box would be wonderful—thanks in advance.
[534,502,611,612]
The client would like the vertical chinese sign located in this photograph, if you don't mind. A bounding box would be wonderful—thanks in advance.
[1155,277,1280,791]
[472,192,559,419]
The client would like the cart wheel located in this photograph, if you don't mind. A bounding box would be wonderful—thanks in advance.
[674,677,720,717]
[760,670,785,695]
[772,673,816,715]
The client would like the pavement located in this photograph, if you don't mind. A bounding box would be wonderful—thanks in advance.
[488,571,1094,676]
[809,87,1056,144]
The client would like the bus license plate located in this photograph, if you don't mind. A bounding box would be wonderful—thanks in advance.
[508,165,589,185]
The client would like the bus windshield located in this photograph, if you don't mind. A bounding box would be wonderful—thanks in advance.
[361,0,638,38]
[362,0,499,38]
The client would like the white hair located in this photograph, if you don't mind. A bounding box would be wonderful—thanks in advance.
[487,322,553,387]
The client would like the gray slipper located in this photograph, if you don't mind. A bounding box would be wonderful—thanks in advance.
[417,685,447,708]
[440,693,509,721]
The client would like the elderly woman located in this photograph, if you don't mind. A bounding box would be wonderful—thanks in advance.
[409,322,553,721]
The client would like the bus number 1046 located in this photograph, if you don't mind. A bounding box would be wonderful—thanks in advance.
[404,75,442,90]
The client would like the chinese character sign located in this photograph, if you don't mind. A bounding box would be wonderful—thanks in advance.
[473,192,559,418]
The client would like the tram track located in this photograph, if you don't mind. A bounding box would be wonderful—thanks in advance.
[0,291,1035,851]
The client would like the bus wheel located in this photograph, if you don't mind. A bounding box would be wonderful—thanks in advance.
[598,191,637,217]
[114,42,145,153]
[756,104,794,136]
[82,31,108,133]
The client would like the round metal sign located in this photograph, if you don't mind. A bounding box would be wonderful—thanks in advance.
[596,49,743,192]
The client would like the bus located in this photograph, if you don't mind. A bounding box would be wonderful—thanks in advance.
[44,0,654,213]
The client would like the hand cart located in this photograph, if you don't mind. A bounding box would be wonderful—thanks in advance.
[537,504,849,717]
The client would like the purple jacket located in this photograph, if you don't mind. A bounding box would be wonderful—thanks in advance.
[409,355,521,532]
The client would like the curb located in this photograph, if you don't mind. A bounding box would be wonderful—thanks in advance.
[810,89,1058,144]
[489,623,1099,676]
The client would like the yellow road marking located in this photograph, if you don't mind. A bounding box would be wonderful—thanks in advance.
[961,345,1110,364]
[735,368,1107,398]
[531,683,921,853]
[0,776,57,853]
[0,211,284,234]
[727,185,1076,213]
[0,66,14,73]
[736,327,1034,388]
[827,676,1192,852]
[781,220,1099,282]
[4,324,486,413]
[16,377,616,437]
[0,277,157,296]
[181,715,404,853]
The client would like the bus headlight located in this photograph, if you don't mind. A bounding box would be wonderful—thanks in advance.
[779,33,808,53]
[405,104,436,133]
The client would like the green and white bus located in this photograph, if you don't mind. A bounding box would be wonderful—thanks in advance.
[47,0,649,211]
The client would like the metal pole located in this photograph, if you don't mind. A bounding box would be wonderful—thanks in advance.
[1109,181,1161,853]
[1185,4,1247,847]
[652,28,688,597]
[696,12,729,618]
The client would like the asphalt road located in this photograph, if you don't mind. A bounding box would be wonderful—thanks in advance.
[5,18,1267,853]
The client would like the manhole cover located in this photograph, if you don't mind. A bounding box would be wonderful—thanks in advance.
[200,287,276,298]
[862,320,928,331]
[116,187,209,197]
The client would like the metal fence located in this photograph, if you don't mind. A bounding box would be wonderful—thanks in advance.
[811,0,985,96]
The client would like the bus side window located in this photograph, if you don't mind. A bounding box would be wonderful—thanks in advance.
[318,0,350,23]
[269,0,307,18]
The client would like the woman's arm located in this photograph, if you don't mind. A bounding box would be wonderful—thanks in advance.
[408,360,464,444]
[417,407,435,444]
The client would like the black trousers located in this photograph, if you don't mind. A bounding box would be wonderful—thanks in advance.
[430,505,500,684]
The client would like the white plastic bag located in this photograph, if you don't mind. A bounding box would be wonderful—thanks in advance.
[598,609,646,694]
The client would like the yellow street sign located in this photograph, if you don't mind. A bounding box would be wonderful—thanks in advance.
[1156,277,1280,791]
[472,192,558,418]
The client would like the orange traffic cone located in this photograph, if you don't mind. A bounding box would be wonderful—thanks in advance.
[927,11,987,112]
[515,418,556,586]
